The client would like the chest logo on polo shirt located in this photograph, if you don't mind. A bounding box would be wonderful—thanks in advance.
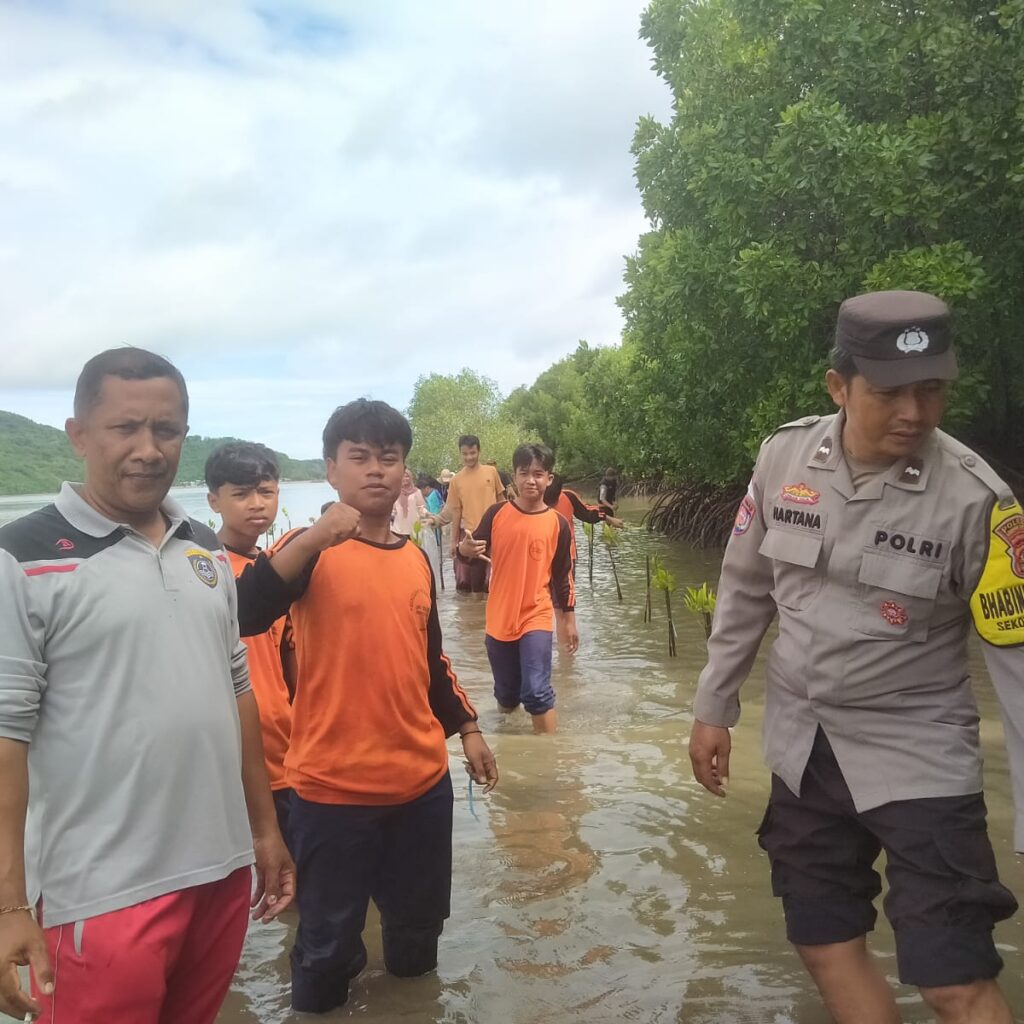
[185,548,219,588]
[993,510,1024,580]
[781,482,820,505]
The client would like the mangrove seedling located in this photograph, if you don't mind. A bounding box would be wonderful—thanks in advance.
[282,506,292,529]
[682,581,717,640]
[601,523,623,602]
[583,521,595,585]
[411,519,423,548]
[643,553,653,623]
[651,555,678,657]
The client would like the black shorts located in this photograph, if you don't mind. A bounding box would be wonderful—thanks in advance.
[757,728,1018,988]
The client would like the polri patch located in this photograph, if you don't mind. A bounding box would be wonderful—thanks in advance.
[733,495,756,536]
[186,548,219,588]
[781,482,820,505]
[993,509,1024,580]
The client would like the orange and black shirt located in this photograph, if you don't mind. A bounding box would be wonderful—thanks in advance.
[473,501,575,642]
[226,547,292,792]
[236,533,476,806]
[552,489,607,562]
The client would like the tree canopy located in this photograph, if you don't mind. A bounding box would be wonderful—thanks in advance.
[406,369,528,476]
[623,0,1024,483]
[510,0,1024,490]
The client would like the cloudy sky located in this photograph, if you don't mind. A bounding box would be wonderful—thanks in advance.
[0,1,670,458]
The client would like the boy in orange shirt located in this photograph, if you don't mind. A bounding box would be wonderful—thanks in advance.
[234,400,498,1014]
[205,441,294,843]
[460,443,577,733]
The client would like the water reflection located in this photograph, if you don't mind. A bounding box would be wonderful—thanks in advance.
[2,489,1020,1022]
[216,497,1022,1023]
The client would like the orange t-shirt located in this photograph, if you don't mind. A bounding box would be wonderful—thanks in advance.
[273,535,476,806]
[227,548,292,791]
[444,465,505,532]
[474,502,575,641]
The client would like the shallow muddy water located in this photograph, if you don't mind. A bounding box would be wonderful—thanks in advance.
[1,487,1019,1022]
[216,496,1024,1024]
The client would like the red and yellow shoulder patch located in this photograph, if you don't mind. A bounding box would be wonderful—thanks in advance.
[970,499,1024,647]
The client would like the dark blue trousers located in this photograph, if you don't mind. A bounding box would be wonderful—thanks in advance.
[289,773,454,1014]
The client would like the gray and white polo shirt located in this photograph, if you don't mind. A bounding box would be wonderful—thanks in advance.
[0,483,254,927]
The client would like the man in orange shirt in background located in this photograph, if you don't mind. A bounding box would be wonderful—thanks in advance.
[432,434,506,593]
[206,442,295,844]
[234,400,498,1014]
[460,443,578,733]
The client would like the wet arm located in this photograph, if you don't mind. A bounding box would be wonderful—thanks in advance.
[566,490,605,525]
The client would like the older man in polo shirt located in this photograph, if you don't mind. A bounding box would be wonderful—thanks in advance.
[0,348,294,1023]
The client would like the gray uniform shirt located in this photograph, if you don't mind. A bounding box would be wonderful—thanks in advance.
[694,414,1024,850]
[0,484,255,927]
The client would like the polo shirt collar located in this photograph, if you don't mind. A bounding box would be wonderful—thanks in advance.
[56,482,194,539]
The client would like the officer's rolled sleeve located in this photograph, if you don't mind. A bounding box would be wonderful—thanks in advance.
[692,454,778,727]
[0,551,46,742]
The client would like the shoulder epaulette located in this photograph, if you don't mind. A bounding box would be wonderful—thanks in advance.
[768,414,821,440]
[936,433,1016,508]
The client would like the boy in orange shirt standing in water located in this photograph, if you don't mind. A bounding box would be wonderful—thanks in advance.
[206,442,295,845]
[460,443,577,733]
[234,400,498,1014]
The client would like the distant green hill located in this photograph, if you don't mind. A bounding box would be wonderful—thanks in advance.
[0,411,324,496]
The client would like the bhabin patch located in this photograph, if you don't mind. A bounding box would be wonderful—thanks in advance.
[733,495,756,536]
[970,499,1024,647]
[781,482,820,505]
[879,600,908,627]
[186,547,219,588]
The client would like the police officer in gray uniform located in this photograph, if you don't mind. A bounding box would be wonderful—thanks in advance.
[689,291,1024,1024]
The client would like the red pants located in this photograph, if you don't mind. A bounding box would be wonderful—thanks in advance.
[35,866,252,1024]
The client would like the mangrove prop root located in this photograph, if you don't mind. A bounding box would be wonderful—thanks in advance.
[665,591,677,657]
[643,481,746,549]
[644,554,653,623]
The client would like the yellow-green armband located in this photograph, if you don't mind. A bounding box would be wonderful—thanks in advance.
[970,498,1024,647]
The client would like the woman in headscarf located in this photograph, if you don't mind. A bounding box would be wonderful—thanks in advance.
[391,468,427,537]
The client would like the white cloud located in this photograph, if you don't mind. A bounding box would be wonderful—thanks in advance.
[0,0,670,458]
